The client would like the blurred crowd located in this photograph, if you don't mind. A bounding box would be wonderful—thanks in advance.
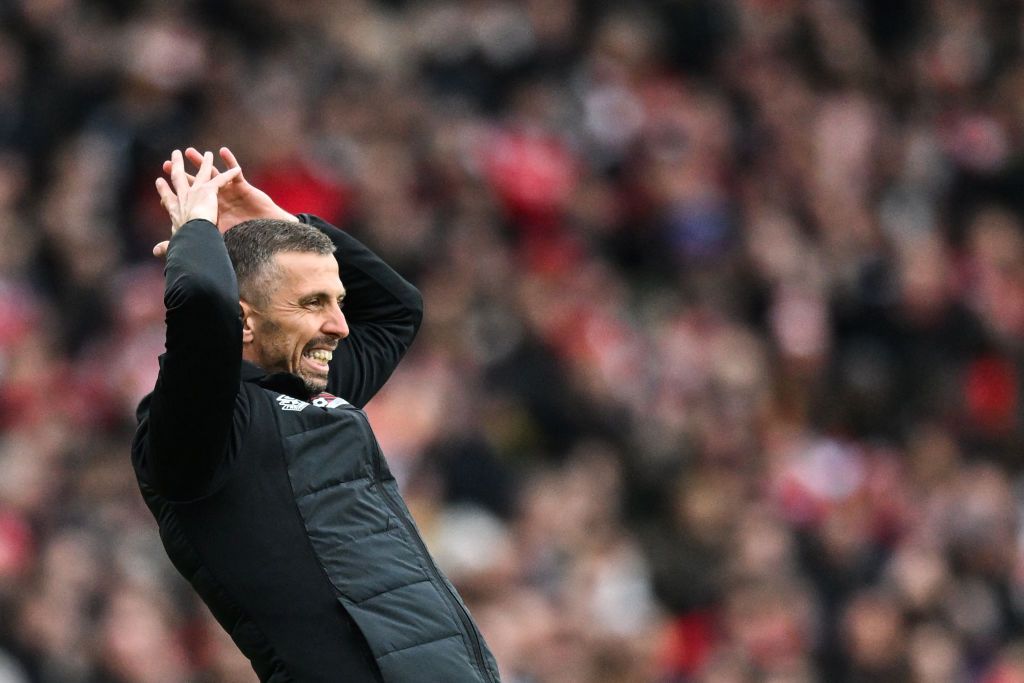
[7,0,1024,681]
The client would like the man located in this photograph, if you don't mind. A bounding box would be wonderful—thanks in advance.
[131,148,501,682]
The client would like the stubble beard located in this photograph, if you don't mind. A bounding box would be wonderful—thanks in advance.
[301,373,329,396]
[257,318,331,396]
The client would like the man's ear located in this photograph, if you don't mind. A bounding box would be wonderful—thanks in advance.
[239,300,255,344]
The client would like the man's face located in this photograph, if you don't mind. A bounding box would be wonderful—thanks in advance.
[243,251,348,395]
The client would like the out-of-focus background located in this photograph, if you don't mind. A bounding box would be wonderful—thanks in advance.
[6,0,1024,681]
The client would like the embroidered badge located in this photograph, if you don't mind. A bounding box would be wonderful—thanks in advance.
[276,394,310,412]
[312,392,349,409]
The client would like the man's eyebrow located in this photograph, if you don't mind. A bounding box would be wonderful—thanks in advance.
[302,289,346,301]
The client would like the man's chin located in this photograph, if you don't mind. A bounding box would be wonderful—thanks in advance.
[300,374,329,396]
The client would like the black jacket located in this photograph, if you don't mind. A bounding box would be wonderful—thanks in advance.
[131,216,500,682]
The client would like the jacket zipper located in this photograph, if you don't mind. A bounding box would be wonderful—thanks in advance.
[369,451,496,682]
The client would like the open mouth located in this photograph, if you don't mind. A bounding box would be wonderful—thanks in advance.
[305,349,333,363]
[302,348,333,373]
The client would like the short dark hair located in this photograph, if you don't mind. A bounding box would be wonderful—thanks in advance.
[223,219,335,306]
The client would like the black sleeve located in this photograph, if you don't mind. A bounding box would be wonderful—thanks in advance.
[146,219,243,499]
[299,214,423,408]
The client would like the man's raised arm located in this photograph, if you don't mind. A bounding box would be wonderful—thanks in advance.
[140,151,243,500]
[154,147,423,409]
[300,214,423,408]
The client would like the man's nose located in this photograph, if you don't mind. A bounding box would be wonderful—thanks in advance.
[323,305,349,339]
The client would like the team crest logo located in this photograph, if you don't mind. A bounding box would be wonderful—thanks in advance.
[312,392,348,408]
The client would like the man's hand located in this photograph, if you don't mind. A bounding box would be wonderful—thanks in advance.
[178,146,295,215]
[153,149,242,257]
[153,147,297,257]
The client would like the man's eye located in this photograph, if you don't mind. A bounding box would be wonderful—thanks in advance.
[337,299,346,310]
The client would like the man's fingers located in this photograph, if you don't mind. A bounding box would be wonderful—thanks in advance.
[184,147,221,177]
[152,240,170,258]
[164,160,198,183]
[155,177,176,207]
[169,150,190,198]
[195,150,215,183]
[209,166,243,188]
[179,148,221,179]
[220,147,243,175]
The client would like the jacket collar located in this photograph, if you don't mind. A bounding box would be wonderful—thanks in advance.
[241,360,312,400]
